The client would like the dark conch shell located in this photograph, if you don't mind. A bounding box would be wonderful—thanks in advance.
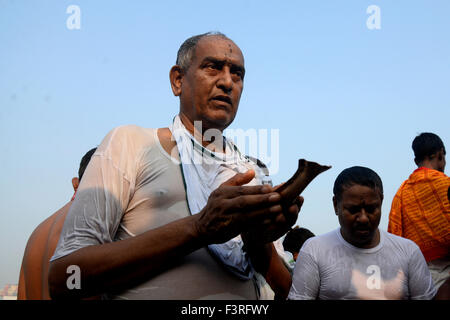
[274,159,331,206]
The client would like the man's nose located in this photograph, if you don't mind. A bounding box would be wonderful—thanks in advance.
[356,210,370,224]
[217,67,233,92]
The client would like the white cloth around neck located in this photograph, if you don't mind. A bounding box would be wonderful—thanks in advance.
[169,115,268,279]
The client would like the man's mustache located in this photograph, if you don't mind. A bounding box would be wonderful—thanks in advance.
[354,225,371,231]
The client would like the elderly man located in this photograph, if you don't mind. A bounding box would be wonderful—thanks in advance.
[288,166,436,300]
[48,32,299,299]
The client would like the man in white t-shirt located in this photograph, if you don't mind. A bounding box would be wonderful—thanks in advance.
[288,166,437,300]
[48,32,300,299]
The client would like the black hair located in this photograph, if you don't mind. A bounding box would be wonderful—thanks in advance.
[333,166,383,202]
[412,132,446,164]
[78,147,97,180]
[282,227,315,254]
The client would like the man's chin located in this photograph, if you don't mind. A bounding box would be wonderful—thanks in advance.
[351,234,375,248]
[203,114,235,131]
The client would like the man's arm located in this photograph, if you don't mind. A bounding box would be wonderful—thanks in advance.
[434,278,450,300]
[17,264,26,300]
[407,245,437,300]
[49,172,283,299]
[49,214,203,299]
[244,242,292,299]
[285,242,320,300]
[241,196,303,300]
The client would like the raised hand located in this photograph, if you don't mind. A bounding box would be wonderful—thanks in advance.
[194,170,284,244]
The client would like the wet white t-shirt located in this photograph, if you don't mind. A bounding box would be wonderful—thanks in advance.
[288,228,437,300]
[51,125,259,299]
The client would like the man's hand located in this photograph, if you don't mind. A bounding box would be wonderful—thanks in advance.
[242,179,304,246]
[194,170,285,244]
[244,196,303,245]
[238,181,304,300]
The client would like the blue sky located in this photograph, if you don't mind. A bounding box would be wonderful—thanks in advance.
[0,0,449,287]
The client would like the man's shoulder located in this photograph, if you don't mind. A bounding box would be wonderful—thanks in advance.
[394,178,410,195]
[406,167,449,183]
[392,174,419,202]
[24,201,72,256]
[399,168,449,199]
[99,125,158,154]
[301,229,339,252]
[382,230,420,251]
[36,202,72,234]
[108,124,155,139]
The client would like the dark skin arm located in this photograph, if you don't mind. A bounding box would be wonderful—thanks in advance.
[434,278,450,300]
[48,170,288,299]
[242,194,302,300]
[49,213,206,299]
[244,242,293,299]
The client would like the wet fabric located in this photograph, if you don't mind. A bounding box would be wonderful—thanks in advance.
[428,257,450,289]
[170,115,267,280]
[51,125,258,299]
[288,229,436,300]
[388,167,450,262]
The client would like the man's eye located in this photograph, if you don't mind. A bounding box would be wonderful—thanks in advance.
[347,207,360,214]
[231,68,244,79]
[206,64,219,70]
[233,71,243,79]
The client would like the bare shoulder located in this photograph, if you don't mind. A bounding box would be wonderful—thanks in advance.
[157,127,177,156]
[25,202,72,248]
[157,127,172,141]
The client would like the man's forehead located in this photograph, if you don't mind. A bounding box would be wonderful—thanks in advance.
[341,185,382,202]
[194,36,244,65]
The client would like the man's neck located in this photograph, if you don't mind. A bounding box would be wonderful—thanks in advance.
[340,228,381,249]
[178,113,225,153]
[417,161,437,171]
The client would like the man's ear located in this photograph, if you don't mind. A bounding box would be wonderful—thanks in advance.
[169,65,184,97]
[437,150,444,161]
[333,196,338,216]
[72,177,79,192]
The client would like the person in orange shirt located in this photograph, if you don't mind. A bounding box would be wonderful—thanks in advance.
[388,132,449,298]
[18,148,96,300]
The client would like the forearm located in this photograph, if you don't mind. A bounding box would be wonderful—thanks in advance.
[244,240,292,300]
[49,214,205,299]
[435,278,450,300]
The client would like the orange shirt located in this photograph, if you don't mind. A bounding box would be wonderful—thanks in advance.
[388,167,450,262]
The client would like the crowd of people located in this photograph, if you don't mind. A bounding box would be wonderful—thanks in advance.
[18,32,449,300]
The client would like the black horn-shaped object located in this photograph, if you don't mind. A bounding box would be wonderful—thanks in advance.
[275,159,331,206]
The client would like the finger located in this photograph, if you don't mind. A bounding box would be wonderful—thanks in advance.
[219,184,274,199]
[283,207,299,226]
[286,196,304,214]
[220,170,255,187]
[231,204,286,229]
[223,192,282,213]
[280,194,304,207]
[295,196,304,207]
[246,213,294,242]
[273,182,285,189]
